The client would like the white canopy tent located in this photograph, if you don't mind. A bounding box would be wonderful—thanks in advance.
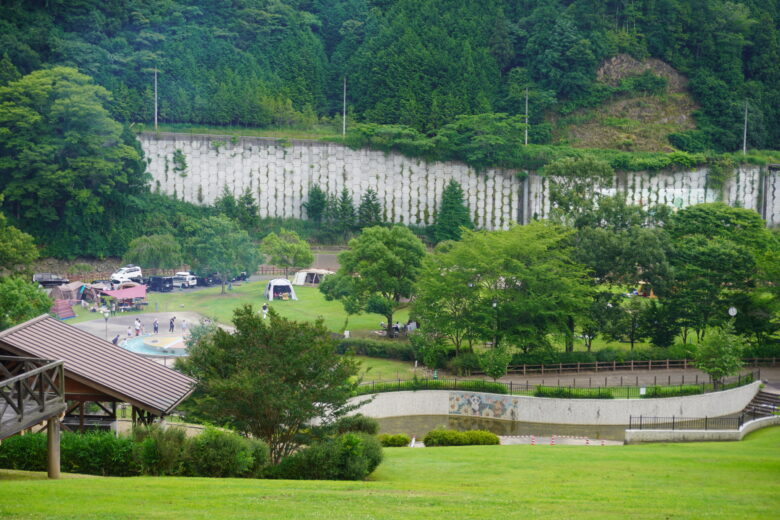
[264,279,298,301]
[291,268,335,286]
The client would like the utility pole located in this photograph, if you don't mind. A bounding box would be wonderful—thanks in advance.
[154,68,158,131]
[342,76,347,137]
[524,87,529,146]
[742,101,748,155]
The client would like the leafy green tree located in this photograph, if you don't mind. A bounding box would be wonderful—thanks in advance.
[668,203,775,255]
[123,234,182,270]
[0,277,51,331]
[0,67,146,258]
[479,346,512,382]
[0,53,20,86]
[357,189,383,229]
[433,180,473,243]
[186,216,261,294]
[695,322,745,389]
[260,229,314,277]
[604,296,650,351]
[334,226,426,337]
[415,222,589,353]
[303,185,328,226]
[0,205,38,270]
[335,188,356,241]
[543,156,614,226]
[177,305,360,464]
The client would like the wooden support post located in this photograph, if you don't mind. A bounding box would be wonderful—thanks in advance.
[47,418,61,479]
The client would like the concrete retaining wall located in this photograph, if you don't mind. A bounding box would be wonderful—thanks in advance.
[624,415,780,444]
[349,381,761,426]
[138,133,780,229]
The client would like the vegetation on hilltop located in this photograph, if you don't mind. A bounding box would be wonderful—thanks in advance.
[1,0,779,152]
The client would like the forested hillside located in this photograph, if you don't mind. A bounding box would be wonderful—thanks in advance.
[1,0,779,151]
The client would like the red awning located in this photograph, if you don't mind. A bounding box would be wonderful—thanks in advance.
[101,285,147,300]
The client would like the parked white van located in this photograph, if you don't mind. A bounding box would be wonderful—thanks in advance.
[173,271,197,288]
[111,265,143,284]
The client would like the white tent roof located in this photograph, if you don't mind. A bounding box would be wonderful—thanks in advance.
[264,278,298,301]
[292,269,335,286]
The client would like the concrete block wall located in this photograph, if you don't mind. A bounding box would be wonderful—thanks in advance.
[348,381,760,426]
[139,133,780,228]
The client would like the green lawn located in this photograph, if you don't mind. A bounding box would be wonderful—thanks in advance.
[355,355,419,382]
[85,281,409,334]
[1,428,777,519]
[143,122,341,141]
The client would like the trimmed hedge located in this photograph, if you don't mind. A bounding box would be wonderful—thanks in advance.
[534,386,614,399]
[0,427,269,479]
[355,378,508,396]
[423,429,499,447]
[336,338,418,361]
[641,385,704,398]
[378,433,412,447]
[334,414,380,435]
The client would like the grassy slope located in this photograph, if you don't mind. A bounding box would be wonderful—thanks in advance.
[1,428,778,519]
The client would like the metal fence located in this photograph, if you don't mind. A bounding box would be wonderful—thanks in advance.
[357,371,760,399]
[629,415,746,430]
[469,358,778,377]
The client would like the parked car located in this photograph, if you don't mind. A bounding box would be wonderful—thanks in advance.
[32,273,69,288]
[172,271,197,288]
[148,276,174,292]
[111,265,143,284]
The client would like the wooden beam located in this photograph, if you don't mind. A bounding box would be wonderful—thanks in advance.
[47,418,60,479]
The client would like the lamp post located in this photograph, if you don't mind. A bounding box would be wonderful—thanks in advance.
[492,299,498,348]
[102,310,110,340]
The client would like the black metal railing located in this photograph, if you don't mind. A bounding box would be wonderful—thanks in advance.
[355,371,760,399]
[1,356,66,439]
[629,415,746,431]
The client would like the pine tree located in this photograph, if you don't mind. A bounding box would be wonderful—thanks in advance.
[303,185,327,226]
[433,180,473,242]
[357,189,383,229]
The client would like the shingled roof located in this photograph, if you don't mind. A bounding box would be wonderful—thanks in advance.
[0,315,195,416]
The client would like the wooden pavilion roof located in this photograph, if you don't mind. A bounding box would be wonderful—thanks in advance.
[0,315,195,416]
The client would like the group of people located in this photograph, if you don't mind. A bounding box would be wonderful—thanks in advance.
[112,316,189,345]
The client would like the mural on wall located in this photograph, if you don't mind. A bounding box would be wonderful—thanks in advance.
[450,392,520,421]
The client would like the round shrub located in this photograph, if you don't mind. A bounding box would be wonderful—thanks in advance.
[423,429,467,447]
[378,433,411,447]
[334,414,379,435]
[462,430,499,445]
[271,433,383,481]
[0,433,47,471]
[184,427,253,478]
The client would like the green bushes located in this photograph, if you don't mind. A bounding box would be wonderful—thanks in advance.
[333,414,380,436]
[0,427,270,479]
[336,338,417,361]
[355,378,508,396]
[271,433,383,480]
[641,386,704,398]
[423,429,499,447]
[534,386,614,399]
[62,431,136,476]
[0,432,48,471]
[378,433,412,447]
[184,427,254,478]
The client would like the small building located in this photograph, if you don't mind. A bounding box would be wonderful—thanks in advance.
[291,268,334,286]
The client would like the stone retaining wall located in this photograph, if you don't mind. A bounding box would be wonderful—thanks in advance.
[139,132,780,228]
[624,415,780,444]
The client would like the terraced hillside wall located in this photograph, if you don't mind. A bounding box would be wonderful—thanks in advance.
[139,133,780,228]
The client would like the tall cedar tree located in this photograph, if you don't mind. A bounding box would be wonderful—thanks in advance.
[434,180,473,243]
[357,189,383,228]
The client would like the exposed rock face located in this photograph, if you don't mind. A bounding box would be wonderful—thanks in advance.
[597,54,689,93]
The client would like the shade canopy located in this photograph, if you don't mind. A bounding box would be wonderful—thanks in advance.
[264,279,298,301]
[101,285,147,300]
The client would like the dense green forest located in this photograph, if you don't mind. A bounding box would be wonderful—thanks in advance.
[1,0,779,151]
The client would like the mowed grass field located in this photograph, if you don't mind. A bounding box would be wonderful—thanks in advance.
[71,280,409,334]
[1,428,778,519]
